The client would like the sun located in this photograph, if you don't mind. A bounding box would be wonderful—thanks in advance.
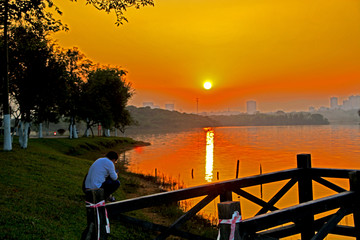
[203,81,212,90]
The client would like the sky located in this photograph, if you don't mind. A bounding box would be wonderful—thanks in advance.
[51,0,360,113]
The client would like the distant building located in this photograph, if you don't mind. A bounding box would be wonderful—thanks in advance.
[143,102,154,108]
[165,103,174,111]
[348,95,360,109]
[330,97,338,109]
[246,100,257,114]
[319,106,329,111]
[340,95,360,110]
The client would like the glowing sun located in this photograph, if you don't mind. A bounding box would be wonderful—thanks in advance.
[203,81,212,90]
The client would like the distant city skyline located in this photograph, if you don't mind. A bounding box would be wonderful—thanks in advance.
[138,93,360,114]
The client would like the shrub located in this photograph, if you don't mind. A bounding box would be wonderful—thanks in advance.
[57,129,66,135]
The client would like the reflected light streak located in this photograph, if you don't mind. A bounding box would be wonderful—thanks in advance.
[205,128,214,182]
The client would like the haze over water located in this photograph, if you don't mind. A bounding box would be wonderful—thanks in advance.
[124,125,360,239]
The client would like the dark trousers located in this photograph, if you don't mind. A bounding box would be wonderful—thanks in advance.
[101,177,120,199]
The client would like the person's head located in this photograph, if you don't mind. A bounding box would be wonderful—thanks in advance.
[106,151,119,162]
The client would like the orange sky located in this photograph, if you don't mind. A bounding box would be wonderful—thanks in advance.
[51,0,360,113]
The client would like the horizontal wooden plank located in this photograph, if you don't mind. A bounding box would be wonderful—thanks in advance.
[310,168,359,179]
[106,169,300,216]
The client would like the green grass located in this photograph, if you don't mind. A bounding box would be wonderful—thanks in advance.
[0,137,151,240]
[0,136,217,240]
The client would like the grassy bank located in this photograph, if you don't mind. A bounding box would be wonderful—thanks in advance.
[0,137,216,239]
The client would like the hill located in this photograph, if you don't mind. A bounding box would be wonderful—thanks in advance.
[125,106,218,133]
[126,107,329,134]
[209,112,330,126]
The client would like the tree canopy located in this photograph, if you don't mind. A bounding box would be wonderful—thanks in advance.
[0,0,66,32]
[0,0,155,28]
[6,25,63,123]
[80,67,134,135]
[79,0,155,25]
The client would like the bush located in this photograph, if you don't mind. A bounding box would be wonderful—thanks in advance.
[57,129,66,135]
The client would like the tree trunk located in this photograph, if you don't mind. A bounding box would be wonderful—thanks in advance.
[84,118,90,137]
[69,123,73,139]
[19,121,24,147]
[38,122,43,138]
[103,129,110,137]
[46,122,50,136]
[23,122,30,148]
[73,124,78,139]
[69,117,78,139]
[19,121,30,149]
[84,128,90,137]
[3,114,12,151]
[2,2,12,151]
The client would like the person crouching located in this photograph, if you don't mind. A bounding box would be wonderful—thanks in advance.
[84,151,120,202]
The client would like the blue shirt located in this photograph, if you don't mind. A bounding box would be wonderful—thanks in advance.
[85,157,118,189]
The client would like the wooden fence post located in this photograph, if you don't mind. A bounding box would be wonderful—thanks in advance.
[297,154,314,240]
[81,188,108,240]
[349,171,360,240]
[218,201,241,240]
[236,160,240,179]
[220,191,233,202]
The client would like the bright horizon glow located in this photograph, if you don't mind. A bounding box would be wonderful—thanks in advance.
[203,81,212,90]
[51,0,360,113]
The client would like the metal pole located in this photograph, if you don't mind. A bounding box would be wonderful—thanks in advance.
[196,97,198,114]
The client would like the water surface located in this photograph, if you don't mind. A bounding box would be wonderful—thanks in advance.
[124,125,360,238]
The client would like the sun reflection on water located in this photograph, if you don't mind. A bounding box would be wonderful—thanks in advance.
[204,128,214,182]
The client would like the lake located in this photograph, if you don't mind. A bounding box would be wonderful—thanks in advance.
[124,125,360,239]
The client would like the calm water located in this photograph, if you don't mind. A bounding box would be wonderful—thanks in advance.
[124,125,360,238]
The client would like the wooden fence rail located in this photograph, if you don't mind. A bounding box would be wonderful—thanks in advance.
[84,154,360,240]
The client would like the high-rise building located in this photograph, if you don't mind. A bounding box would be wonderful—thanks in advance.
[349,95,360,109]
[330,97,338,109]
[246,100,257,114]
[340,95,360,110]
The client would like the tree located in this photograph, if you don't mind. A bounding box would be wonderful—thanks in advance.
[1,0,66,150]
[1,0,154,150]
[33,46,68,138]
[80,67,134,137]
[56,47,93,139]
[4,25,66,148]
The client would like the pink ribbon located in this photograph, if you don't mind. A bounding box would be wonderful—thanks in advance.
[86,200,110,240]
[218,211,242,240]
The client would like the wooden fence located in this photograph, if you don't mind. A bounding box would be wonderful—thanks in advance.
[84,154,360,240]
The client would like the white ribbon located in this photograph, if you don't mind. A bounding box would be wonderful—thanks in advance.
[217,211,242,240]
[86,200,110,240]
